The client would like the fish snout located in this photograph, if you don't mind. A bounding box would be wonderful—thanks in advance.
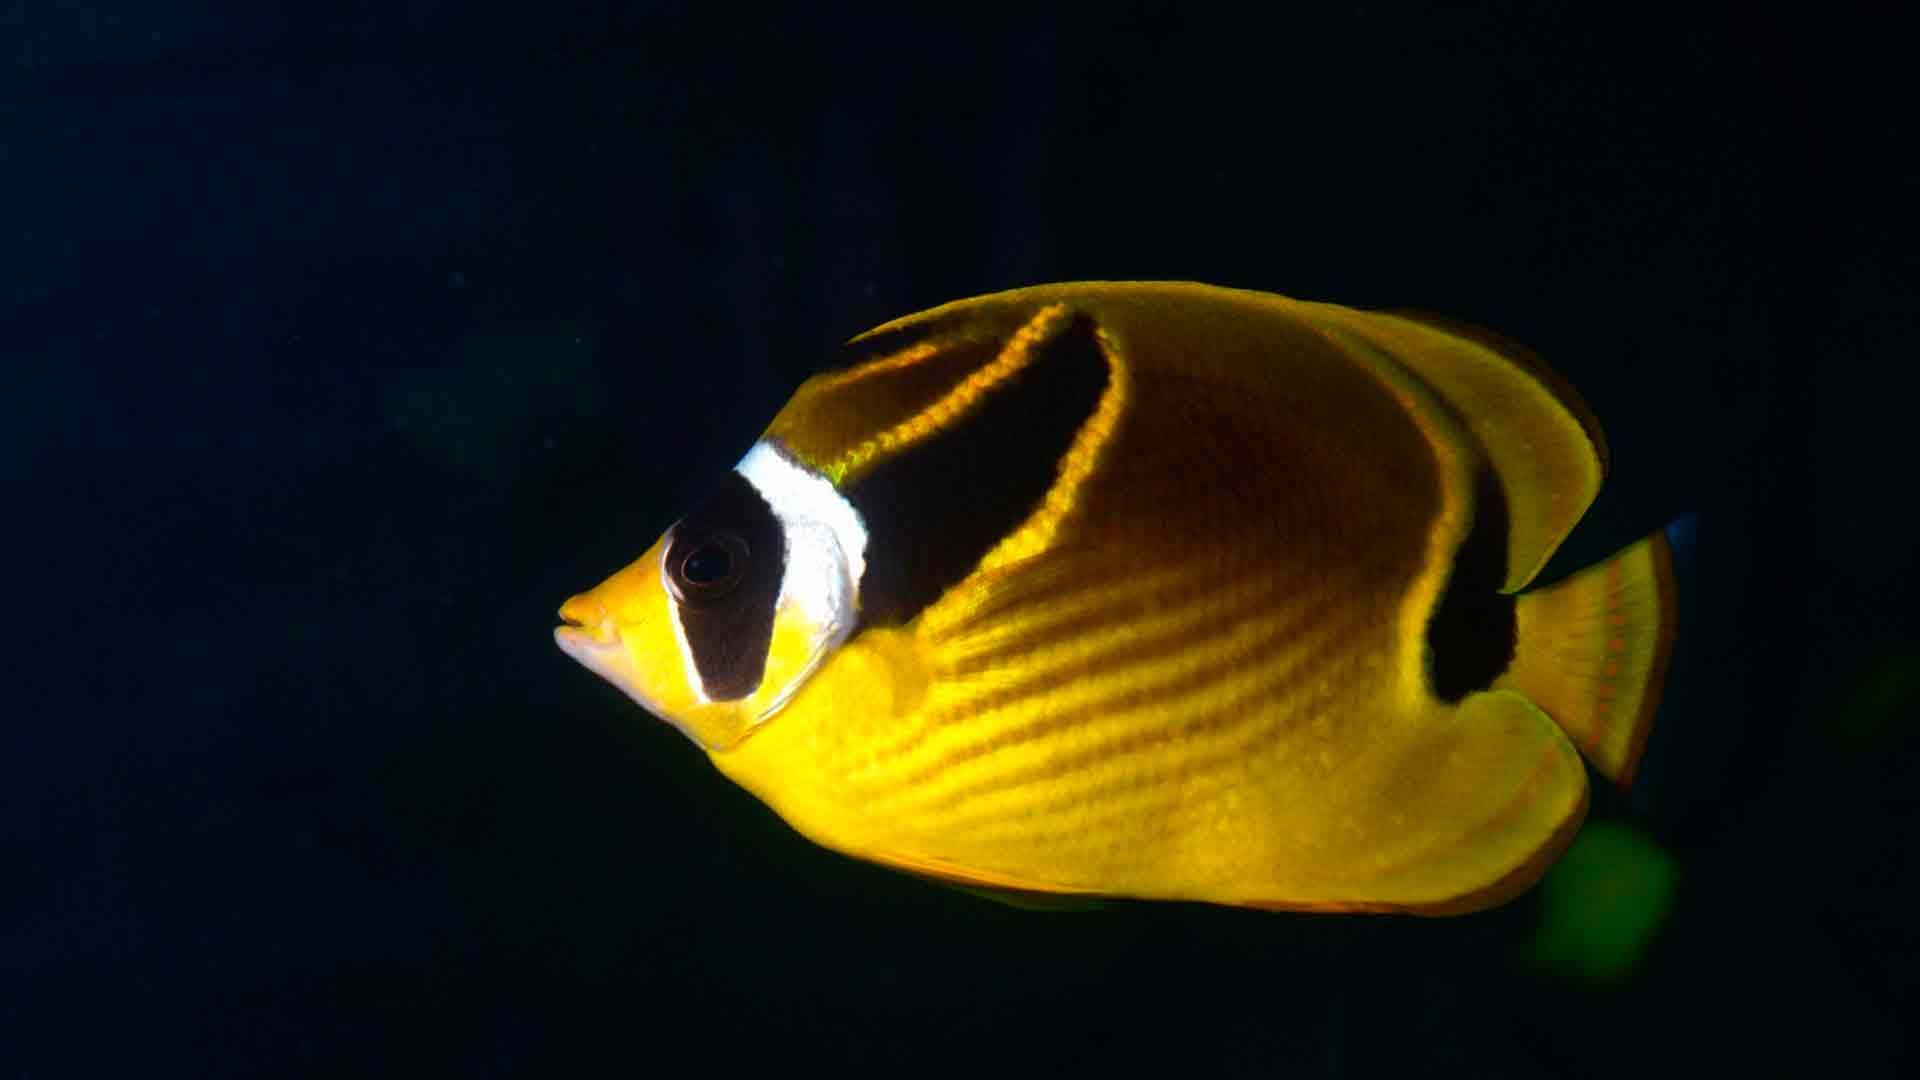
[556,593,617,645]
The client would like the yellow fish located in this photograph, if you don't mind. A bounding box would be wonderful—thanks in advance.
[555,282,1676,915]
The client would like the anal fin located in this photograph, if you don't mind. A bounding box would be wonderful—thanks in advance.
[1249,690,1590,916]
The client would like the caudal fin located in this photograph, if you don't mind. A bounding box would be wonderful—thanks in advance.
[1496,529,1677,788]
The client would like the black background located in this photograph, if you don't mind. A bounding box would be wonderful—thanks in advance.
[6,4,1915,1076]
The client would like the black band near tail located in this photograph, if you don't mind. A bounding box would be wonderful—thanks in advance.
[1426,468,1518,702]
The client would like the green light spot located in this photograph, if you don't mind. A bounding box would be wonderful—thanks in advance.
[1829,647,1920,747]
[1524,820,1678,988]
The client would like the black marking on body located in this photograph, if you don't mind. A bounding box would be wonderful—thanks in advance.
[849,311,1110,626]
[664,471,787,701]
[1427,469,1518,702]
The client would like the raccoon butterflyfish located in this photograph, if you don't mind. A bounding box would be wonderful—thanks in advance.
[554,281,1676,915]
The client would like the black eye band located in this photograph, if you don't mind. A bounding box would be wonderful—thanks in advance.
[663,471,787,701]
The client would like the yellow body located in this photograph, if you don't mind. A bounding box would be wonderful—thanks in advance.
[558,282,1675,914]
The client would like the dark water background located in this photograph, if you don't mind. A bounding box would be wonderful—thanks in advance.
[6,5,1914,1076]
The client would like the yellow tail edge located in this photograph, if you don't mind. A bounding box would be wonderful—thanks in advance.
[1496,528,1678,788]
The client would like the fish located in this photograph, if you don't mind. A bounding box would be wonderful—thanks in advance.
[554,281,1676,915]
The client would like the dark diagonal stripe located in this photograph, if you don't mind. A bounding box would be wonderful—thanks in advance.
[850,313,1111,627]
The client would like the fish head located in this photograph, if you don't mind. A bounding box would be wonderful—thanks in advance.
[555,441,866,751]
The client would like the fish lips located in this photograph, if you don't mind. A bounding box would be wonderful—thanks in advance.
[554,617,698,745]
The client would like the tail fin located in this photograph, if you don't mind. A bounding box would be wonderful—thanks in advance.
[1496,528,1678,788]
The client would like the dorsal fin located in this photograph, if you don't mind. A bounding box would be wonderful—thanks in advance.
[1302,304,1607,592]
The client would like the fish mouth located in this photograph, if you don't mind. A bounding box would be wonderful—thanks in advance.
[553,620,615,664]
[552,603,689,740]
[555,594,614,643]
[553,592,628,680]
[554,617,653,714]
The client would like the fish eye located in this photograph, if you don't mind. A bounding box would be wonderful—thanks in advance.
[666,530,750,605]
[682,545,734,584]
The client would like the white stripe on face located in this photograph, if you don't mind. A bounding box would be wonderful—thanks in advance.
[735,440,868,611]
[728,440,868,714]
